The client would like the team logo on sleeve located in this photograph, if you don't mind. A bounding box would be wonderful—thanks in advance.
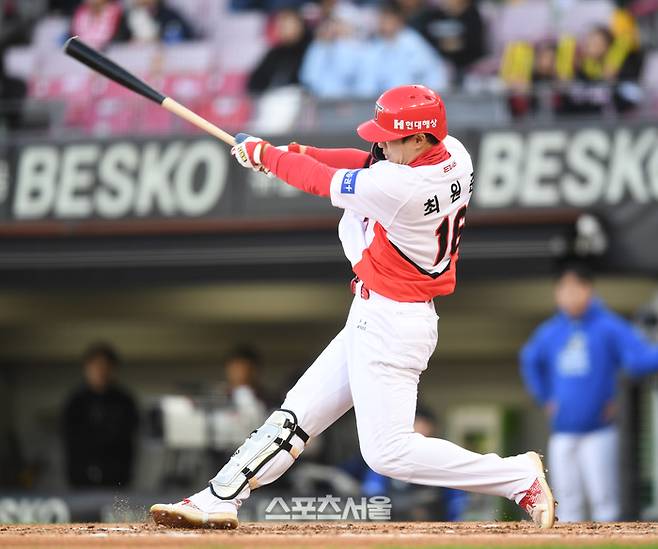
[341,170,360,194]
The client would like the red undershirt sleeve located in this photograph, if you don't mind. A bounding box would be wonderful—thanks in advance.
[262,145,336,197]
[304,147,370,169]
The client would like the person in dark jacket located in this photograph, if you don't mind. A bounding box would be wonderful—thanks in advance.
[63,343,139,488]
[411,0,485,82]
[560,25,644,114]
[114,0,194,44]
[0,0,29,130]
[520,263,658,522]
[247,9,311,94]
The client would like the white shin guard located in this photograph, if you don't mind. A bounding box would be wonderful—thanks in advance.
[209,409,309,500]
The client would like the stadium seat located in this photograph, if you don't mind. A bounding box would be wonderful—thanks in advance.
[197,97,251,132]
[640,50,658,110]
[163,73,211,102]
[162,41,216,73]
[493,0,555,53]
[212,72,249,95]
[38,49,90,78]
[100,42,217,85]
[86,96,140,135]
[32,16,69,51]
[162,72,213,132]
[103,43,160,77]
[4,46,38,81]
[28,72,94,128]
[88,72,179,135]
[557,0,614,37]
[478,0,502,55]
[212,12,267,72]
[642,50,658,90]
[249,86,303,135]
[165,0,223,38]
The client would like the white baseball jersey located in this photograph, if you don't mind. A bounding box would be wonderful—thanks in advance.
[329,135,474,302]
[188,136,541,521]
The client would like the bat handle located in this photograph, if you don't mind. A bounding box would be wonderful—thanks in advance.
[161,97,236,146]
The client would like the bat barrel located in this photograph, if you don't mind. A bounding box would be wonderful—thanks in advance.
[64,36,166,104]
[63,36,235,146]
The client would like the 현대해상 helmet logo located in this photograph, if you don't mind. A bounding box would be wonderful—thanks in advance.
[393,119,438,130]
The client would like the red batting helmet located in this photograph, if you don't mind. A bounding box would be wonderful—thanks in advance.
[357,85,448,143]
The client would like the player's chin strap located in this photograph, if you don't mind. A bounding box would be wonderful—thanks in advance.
[208,409,309,500]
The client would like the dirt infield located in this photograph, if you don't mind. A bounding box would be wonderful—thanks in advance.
[3,522,658,548]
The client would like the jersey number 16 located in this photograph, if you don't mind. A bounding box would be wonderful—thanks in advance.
[433,205,468,267]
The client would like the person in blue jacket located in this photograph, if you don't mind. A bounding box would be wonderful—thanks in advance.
[520,262,658,522]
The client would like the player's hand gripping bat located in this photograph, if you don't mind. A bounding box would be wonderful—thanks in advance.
[63,37,248,146]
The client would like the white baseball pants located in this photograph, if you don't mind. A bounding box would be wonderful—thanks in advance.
[283,285,537,496]
[214,285,538,508]
[548,427,620,522]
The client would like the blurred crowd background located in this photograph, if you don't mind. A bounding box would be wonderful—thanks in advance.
[0,0,657,135]
[0,0,658,527]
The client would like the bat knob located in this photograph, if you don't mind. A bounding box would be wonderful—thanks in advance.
[234,132,251,144]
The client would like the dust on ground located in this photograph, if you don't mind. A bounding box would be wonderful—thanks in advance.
[2,521,658,548]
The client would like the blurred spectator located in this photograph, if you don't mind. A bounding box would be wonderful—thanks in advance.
[0,56,26,131]
[48,0,82,15]
[114,0,194,44]
[355,2,448,97]
[397,0,426,22]
[49,0,81,16]
[206,346,270,453]
[503,40,565,118]
[0,371,23,488]
[300,16,361,98]
[231,0,304,13]
[502,17,644,118]
[343,406,469,521]
[561,25,644,114]
[247,9,311,94]
[303,0,369,36]
[520,262,658,522]
[412,0,485,83]
[629,0,658,49]
[610,2,642,51]
[0,0,31,131]
[70,0,122,51]
[62,342,139,488]
[223,345,273,411]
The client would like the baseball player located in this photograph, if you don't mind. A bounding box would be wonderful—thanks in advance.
[150,85,556,529]
[521,262,658,522]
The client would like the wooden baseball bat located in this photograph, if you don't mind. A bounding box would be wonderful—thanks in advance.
[63,36,236,146]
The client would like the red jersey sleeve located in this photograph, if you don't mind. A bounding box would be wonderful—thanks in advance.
[304,147,371,169]
[262,146,336,197]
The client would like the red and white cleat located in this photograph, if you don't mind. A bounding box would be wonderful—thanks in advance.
[150,498,238,530]
[518,451,556,529]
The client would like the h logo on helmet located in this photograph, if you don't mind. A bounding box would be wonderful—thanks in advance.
[374,103,384,121]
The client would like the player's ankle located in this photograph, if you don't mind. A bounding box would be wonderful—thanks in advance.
[189,487,239,514]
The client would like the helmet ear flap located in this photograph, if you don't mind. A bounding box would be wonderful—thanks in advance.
[370,142,386,163]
